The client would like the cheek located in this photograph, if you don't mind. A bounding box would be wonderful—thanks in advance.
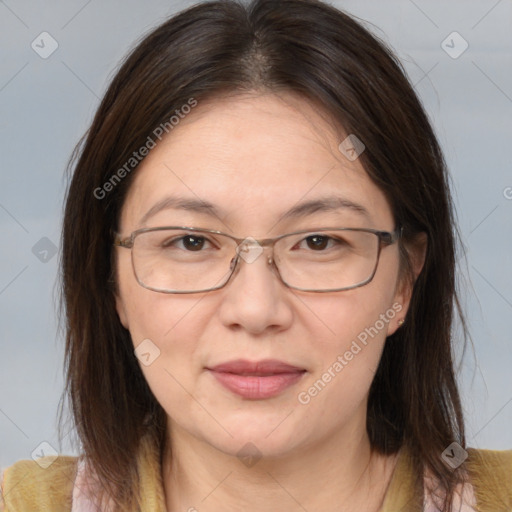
[123,291,212,363]
[296,325,387,423]
[116,264,209,395]
[117,249,208,345]
[295,288,396,410]
[122,293,211,419]
[298,284,396,353]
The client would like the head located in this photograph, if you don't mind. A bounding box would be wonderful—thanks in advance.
[113,89,419,458]
[59,0,468,510]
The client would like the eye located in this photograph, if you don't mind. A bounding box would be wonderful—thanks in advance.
[299,234,344,251]
[182,235,207,251]
[163,235,212,251]
[305,234,329,250]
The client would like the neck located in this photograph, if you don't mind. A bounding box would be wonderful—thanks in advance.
[161,419,398,512]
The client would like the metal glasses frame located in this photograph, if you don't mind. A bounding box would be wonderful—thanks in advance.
[113,225,403,294]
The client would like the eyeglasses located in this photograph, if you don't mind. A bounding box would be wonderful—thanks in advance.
[113,225,402,294]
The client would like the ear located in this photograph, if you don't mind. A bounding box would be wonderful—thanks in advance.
[389,231,428,334]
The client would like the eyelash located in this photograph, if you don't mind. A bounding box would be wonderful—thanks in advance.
[163,234,344,251]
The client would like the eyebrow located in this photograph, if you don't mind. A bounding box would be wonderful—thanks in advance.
[139,196,220,226]
[279,196,372,223]
[139,194,372,226]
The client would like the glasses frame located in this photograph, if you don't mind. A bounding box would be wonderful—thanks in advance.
[113,225,403,294]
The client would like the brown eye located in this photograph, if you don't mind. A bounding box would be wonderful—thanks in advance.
[181,235,206,251]
[306,235,330,250]
[161,235,209,251]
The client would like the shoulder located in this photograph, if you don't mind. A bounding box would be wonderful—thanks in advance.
[465,447,512,510]
[466,447,512,481]
[1,454,79,512]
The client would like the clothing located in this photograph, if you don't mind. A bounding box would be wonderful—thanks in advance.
[1,433,511,511]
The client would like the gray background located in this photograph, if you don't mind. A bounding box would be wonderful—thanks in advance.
[1,0,511,469]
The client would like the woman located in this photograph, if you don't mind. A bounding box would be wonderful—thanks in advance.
[1,0,510,510]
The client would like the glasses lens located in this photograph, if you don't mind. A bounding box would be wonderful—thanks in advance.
[132,229,235,292]
[131,228,381,293]
[275,229,380,291]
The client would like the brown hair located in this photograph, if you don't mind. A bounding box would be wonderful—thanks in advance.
[59,0,470,509]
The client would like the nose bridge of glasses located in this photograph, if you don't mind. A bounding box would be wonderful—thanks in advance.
[234,236,275,266]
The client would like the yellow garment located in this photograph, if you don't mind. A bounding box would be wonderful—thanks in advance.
[382,445,512,511]
[2,434,511,511]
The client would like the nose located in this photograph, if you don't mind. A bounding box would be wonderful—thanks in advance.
[217,242,293,335]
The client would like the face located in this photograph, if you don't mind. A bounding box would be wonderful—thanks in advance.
[114,92,422,458]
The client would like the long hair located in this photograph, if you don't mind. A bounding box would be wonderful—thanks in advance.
[58,0,470,509]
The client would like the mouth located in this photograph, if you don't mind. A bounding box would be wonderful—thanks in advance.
[206,359,307,400]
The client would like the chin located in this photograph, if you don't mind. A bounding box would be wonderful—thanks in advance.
[197,416,307,461]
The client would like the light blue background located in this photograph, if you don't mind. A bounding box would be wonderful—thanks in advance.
[1,0,511,469]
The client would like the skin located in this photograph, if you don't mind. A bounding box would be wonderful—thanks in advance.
[114,91,427,512]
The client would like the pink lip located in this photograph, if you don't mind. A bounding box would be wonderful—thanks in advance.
[206,359,306,400]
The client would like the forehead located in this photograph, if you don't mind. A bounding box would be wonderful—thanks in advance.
[119,92,394,234]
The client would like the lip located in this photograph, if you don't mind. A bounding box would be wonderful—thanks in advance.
[206,359,306,400]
